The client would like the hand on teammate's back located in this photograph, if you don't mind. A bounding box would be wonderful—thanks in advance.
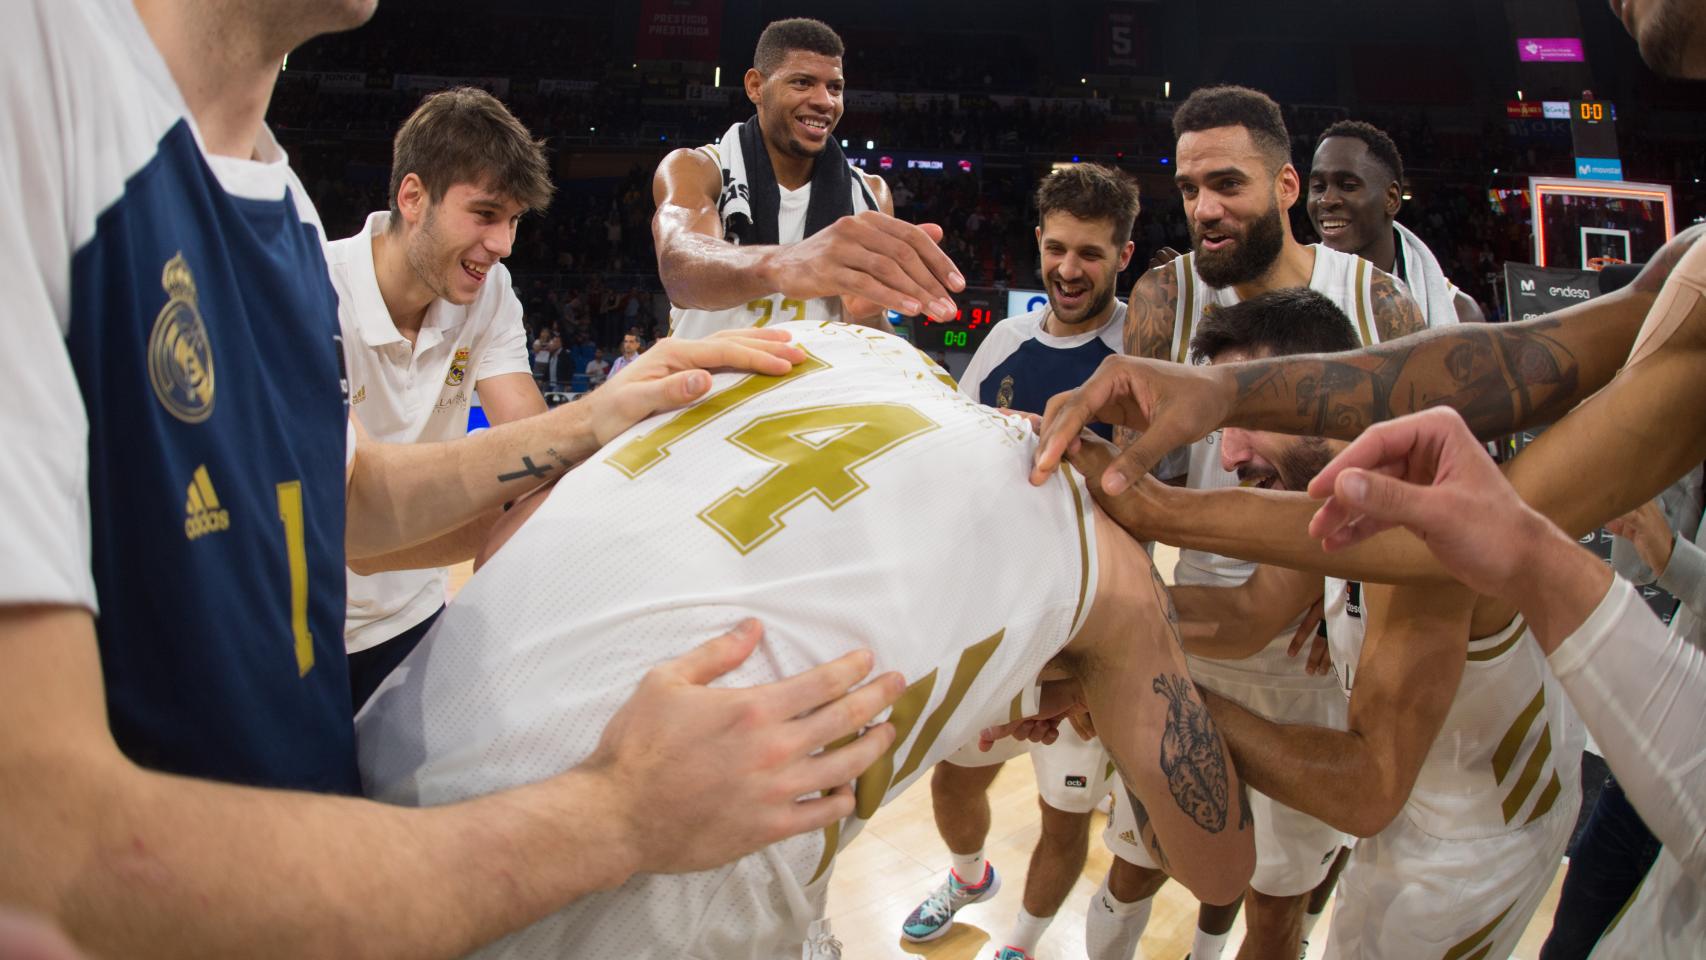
[1031,355,1234,492]
[766,211,965,322]
[587,328,805,446]
[582,619,904,875]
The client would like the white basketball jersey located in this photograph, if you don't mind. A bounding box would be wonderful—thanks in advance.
[671,182,846,339]
[356,321,1099,959]
[1168,246,1387,680]
[1323,580,1583,840]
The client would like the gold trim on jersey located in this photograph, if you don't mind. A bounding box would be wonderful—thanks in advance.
[1440,899,1516,960]
[1467,615,1526,661]
[1491,687,1546,784]
[1175,254,1196,364]
[1352,257,1375,347]
[1524,771,1564,825]
[809,629,1008,883]
[605,349,830,477]
[1063,466,1093,637]
[1502,725,1552,823]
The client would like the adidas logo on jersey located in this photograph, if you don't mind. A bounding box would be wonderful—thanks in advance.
[1118,830,1138,845]
[351,385,366,404]
[184,465,230,540]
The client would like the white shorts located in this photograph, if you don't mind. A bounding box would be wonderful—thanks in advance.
[945,724,1115,814]
[1325,800,1575,960]
[1104,670,1348,896]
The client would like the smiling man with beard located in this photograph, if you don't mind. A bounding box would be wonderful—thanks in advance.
[902,163,1138,960]
[1086,84,1431,960]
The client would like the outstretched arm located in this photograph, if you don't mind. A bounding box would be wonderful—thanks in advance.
[649,148,963,320]
[346,330,802,561]
[1032,224,1702,491]
[1201,580,1473,837]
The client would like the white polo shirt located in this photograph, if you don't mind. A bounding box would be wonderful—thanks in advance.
[327,211,532,653]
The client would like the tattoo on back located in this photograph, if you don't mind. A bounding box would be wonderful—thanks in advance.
[1153,673,1231,833]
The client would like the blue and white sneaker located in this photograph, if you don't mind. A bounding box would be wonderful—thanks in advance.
[993,946,1036,960]
[900,862,1001,942]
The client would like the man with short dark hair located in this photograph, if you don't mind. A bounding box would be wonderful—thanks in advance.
[1086,85,1430,960]
[1308,120,1485,326]
[902,164,1139,960]
[332,87,554,706]
[653,17,965,338]
[610,329,643,378]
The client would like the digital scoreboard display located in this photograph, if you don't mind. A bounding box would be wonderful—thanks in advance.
[1570,100,1619,161]
[909,292,1001,352]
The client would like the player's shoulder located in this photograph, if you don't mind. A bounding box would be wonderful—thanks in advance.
[655,145,721,186]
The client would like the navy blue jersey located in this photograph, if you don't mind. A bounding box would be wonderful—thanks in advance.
[63,119,356,793]
[958,306,1125,441]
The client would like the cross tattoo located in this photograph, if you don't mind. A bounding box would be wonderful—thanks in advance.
[497,456,554,484]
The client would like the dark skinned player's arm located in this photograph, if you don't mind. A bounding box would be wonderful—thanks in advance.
[1084,235,1706,586]
[1198,581,1472,837]
[1172,562,1321,661]
[649,149,961,319]
[1053,505,1255,906]
[1219,225,1700,442]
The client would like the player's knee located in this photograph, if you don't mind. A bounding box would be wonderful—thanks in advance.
[1108,856,1169,902]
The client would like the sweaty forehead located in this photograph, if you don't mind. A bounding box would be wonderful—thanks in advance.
[1175,127,1270,181]
[1312,137,1389,182]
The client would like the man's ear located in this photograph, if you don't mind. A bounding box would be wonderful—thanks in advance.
[744,68,765,107]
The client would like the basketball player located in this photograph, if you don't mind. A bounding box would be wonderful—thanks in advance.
[1304,405,1704,958]
[1307,121,1486,326]
[1092,84,1429,960]
[901,164,1137,959]
[0,2,904,955]
[1131,290,1582,960]
[357,320,1256,960]
[334,87,554,708]
[653,18,965,337]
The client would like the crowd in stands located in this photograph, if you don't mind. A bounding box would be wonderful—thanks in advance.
[273,16,1701,348]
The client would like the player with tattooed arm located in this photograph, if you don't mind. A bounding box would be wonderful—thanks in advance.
[357,322,1254,959]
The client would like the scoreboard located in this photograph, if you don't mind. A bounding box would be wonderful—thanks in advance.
[908,289,1002,352]
[1569,99,1618,161]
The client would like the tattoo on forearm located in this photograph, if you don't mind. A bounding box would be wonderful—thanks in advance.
[496,455,556,484]
[1153,672,1232,833]
[1229,317,1582,440]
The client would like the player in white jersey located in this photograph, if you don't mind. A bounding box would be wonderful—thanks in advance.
[331,87,554,708]
[357,321,1257,960]
[652,18,965,339]
[1301,405,1706,959]
[1089,85,1428,960]
[1090,291,1581,959]
[1307,121,1486,327]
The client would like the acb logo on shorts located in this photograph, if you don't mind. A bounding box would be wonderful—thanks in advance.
[1064,775,1088,789]
[148,253,215,424]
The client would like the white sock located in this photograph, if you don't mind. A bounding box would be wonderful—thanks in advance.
[1190,927,1230,960]
[950,850,987,884]
[1006,907,1054,954]
[1085,875,1151,960]
[1300,906,1324,944]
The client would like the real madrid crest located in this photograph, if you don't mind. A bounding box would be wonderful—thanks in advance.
[994,374,1015,409]
[147,253,215,423]
[445,347,471,387]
